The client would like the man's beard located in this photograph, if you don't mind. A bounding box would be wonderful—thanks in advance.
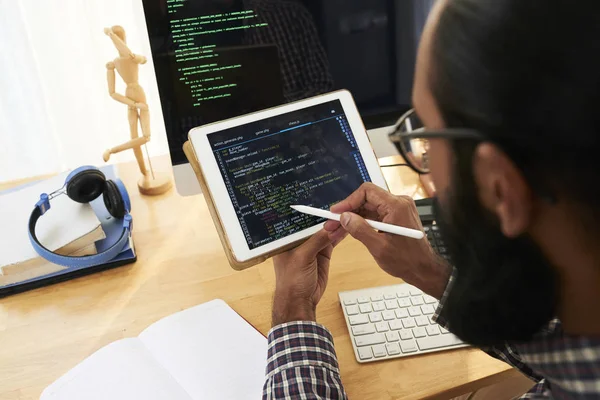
[434,143,559,347]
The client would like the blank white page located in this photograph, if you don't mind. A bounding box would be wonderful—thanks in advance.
[139,299,267,400]
[41,339,192,400]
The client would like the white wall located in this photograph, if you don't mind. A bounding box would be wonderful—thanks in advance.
[0,0,169,183]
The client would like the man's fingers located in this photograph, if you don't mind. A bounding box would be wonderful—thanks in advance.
[340,212,382,252]
[301,230,333,257]
[323,220,340,232]
[328,226,348,247]
[331,183,395,215]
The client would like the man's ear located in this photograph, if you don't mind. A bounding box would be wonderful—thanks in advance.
[472,143,534,237]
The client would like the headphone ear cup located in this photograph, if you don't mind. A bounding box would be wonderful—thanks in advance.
[66,169,107,203]
[103,180,126,218]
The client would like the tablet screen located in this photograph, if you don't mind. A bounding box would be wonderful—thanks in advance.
[208,100,372,249]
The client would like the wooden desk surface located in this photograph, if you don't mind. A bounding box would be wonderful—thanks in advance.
[0,156,516,400]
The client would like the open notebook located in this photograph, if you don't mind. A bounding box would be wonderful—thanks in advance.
[42,300,267,400]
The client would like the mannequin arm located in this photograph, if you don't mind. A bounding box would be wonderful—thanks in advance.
[133,54,147,64]
[107,32,134,58]
[106,31,146,64]
[106,62,135,107]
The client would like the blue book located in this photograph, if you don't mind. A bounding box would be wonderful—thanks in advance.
[0,166,136,297]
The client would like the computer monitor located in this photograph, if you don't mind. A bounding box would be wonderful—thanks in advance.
[141,0,436,196]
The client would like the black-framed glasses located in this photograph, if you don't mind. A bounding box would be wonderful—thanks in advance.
[388,109,557,203]
[388,109,484,174]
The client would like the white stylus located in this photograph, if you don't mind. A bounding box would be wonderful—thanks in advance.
[291,205,425,240]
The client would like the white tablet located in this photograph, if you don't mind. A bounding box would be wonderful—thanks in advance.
[189,90,388,263]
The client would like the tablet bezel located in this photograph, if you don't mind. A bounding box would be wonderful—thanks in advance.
[190,90,388,262]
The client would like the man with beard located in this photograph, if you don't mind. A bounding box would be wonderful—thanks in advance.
[262,0,600,398]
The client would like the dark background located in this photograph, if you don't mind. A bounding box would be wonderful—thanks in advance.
[141,0,435,165]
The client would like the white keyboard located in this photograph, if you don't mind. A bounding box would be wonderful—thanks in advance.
[339,283,468,363]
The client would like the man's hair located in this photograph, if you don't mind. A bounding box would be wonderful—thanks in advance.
[430,0,600,221]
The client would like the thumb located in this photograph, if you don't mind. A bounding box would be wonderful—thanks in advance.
[340,212,381,251]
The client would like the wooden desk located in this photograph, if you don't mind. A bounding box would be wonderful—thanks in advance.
[0,156,517,400]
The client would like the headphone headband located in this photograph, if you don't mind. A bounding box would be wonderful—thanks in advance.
[28,167,132,268]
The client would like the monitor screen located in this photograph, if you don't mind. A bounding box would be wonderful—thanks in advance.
[141,0,435,166]
[207,99,371,249]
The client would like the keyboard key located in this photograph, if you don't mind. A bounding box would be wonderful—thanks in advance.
[429,315,436,325]
[345,305,359,316]
[359,304,372,314]
[396,288,409,298]
[400,339,418,353]
[399,329,413,340]
[355,333,386,347]
[440,326,450,335]
[417,334,463,351]
[409,287,422,296]
[358,297,370,304]
[376,322,389,332]
[369,313,382,323]
[432,225,439,232]
[426,325,441,336]
[415,316,429,327]
[372,301,386,312]
[395,309,408,319]
[382,311,395,321]
[352,324,376,336]
[438,246,447,254]
[389,320,403,330]
[421,305,435,315]
[384,293,396,300]
[424,295,437,304]
[358,347,373,360]
[385,300,398,310]
[424,226,431,233]
[385,331,400,342]
[372,344,387,358]
[412,327,427,338]
[349,315,369,325]
[371,294,384,302]
[408,306,422,317]
[402,317,416,328]
[344,298,357,306]
[398,298,411,308]
[411,296,424,306]
[386,342,401,355]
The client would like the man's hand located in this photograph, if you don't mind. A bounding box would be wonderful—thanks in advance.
[272,230,345,326]
[104,27,113,36]
[325,183,450,299]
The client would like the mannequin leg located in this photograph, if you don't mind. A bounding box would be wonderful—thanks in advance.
[128,107,147,176]
[139,109,151,139]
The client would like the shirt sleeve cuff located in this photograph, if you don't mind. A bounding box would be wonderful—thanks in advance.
[265,321,340,379]
[432,267,457,328]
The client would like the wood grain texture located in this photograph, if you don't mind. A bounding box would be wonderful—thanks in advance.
[0,156,514,400]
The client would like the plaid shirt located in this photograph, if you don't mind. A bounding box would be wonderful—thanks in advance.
[263,271,600,399]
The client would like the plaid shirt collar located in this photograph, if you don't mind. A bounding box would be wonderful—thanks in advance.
[437,271,600,398]
[515,320,600,398]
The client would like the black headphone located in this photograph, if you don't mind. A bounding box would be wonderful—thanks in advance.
[28,166,132,267]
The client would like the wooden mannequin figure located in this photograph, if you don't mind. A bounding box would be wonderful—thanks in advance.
[103,25,172,196]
